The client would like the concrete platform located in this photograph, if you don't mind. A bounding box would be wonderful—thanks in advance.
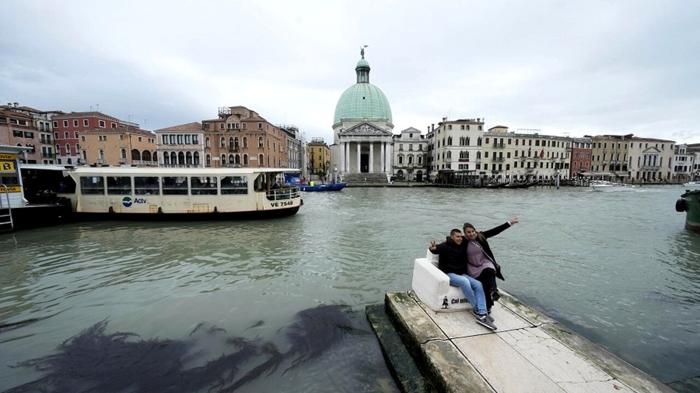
[378,291,674,393]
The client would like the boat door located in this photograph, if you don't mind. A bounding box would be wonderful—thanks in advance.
[253,173,269,210]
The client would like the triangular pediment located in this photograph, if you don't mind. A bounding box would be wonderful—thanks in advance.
[338,122,393,137]
[642,146,662,153]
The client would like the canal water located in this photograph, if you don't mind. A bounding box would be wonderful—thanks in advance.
[1,186,698,392]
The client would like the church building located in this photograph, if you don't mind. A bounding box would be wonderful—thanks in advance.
[331,49,394,182]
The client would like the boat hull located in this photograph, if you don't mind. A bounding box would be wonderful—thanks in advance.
[75,205,300,221]
[300,183,346,192]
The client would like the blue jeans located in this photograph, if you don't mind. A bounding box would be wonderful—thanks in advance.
[447,273,488,315]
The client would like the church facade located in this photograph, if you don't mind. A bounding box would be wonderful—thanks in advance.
[331,50,394,180]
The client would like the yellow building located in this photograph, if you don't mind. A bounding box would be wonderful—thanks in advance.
[307,138,330,176]
[80,127,157,166]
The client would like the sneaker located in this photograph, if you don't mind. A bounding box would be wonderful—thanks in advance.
[473,312,497,331]
[486,313,495,323]
[492,290,501,302]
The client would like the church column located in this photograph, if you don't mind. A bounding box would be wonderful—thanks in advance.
[340,142,345,174]
[386,142,393,174]
[345,142,350,172]
[356,142,361,173]
[380,142,385,173]
[369,142,374,173]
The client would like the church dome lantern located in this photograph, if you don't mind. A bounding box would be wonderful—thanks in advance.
[333,48,393,128]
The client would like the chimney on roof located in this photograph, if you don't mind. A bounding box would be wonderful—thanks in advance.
[13,102,18,107]
[431,124,434,131]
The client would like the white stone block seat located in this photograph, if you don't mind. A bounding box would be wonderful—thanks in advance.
[411,250,472,312]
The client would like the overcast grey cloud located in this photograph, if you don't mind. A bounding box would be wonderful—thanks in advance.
[1,0,699,143]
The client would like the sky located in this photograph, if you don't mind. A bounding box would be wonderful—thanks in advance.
[2,0,700,143]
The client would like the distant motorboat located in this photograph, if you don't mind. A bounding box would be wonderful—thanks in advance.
[590,180,636,192]
[683,181,700,190]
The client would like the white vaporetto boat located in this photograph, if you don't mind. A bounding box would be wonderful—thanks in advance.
[590,180,636,192]
[58,166,302,219]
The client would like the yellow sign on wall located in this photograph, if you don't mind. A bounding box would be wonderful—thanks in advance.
[0,161,16,173]
[1,185,21,193]
[0,154,17,161]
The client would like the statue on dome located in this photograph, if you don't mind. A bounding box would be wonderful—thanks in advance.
[360,45,368,59]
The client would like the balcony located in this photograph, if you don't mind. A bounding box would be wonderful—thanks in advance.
[458,158,470,162]
[492,156,505,162]
[228,146,240,152]
[41,152,57,159]
[492,143,505,149]
[641,165,661,171]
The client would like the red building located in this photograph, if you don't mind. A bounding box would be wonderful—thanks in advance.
[570,137,592,176]
[52,111,140,165]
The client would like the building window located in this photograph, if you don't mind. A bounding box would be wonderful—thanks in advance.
[83,119,89,127]
[53,121,58,128]
[63,120,68,127]
[73,120,79,127]
[99,120,105,128]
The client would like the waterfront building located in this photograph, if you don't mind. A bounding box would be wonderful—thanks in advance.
[590,134,633,181]
[52,111,152,166]
[307,138,331,179]
[332,49,393,181]
[431,117,485,180]
[484,127,571,182]
[627,137,675,183]
[155,122,204,167]
[79,125,156,167]
[280,125,304,172]
[201,106,287,168]
[425,125,435,182]
[392,127,427,181]
[0,103,56,164]
[672,144,695,183]
[688,143,700,180]
[569,137,592,177]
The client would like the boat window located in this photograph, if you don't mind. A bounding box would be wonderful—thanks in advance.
[162,176,188,195]
[191,176,218,195]
[253,174,267,192]
[134,176,160,195]
[80,176,104,195]
[107,176,132,195]
[221,176,248,195]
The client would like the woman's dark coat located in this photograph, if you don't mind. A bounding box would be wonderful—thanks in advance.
[466,222,511,281]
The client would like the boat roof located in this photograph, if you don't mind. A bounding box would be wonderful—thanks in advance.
[66,167,300,175]
[20,163,73,171]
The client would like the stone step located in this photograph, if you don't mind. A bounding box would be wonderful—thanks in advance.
[342,173,389,184]
[365,304,435,393]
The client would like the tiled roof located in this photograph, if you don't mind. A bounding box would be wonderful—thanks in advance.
[155,122,202,132]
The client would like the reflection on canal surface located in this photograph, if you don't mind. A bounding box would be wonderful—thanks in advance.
[0,186,699,391]
[6,305,389,393]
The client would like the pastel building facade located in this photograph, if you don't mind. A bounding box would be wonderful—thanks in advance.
[201,106,288,168]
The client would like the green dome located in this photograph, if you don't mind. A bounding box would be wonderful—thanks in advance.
[334,83,392,125]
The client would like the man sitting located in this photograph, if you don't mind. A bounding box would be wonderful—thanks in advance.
[429,229,497,330]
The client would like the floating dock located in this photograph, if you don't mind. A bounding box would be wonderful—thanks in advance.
[367,291,674,393]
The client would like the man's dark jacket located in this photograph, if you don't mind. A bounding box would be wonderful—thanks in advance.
[429,238,468,275]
